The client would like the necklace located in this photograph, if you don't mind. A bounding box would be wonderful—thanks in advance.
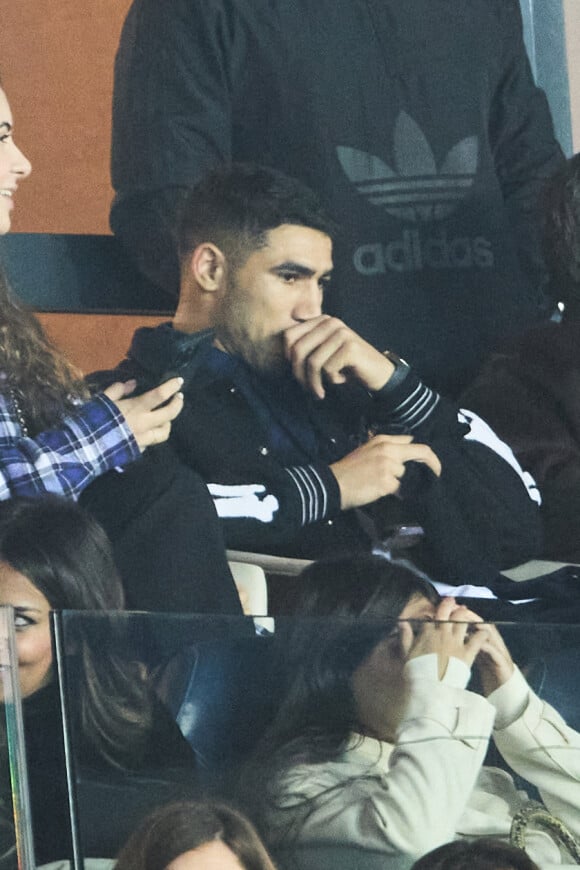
[9,388,29,437]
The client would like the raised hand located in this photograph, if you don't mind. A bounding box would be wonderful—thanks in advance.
[399,598,489,680]
[330,434,441,510]
[283,315,395,399]
[471,622,515,695]
[104,377,184,451]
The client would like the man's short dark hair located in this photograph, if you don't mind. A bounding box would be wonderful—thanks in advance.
[177,163,338,268]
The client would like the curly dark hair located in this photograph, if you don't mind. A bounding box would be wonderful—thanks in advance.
[0,268,88,435]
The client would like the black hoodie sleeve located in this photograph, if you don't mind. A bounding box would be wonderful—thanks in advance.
[369,369,543,583]
[110,0,242,293]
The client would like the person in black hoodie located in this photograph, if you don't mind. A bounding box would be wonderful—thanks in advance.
[96,164,542,589]
[110,0,564,396]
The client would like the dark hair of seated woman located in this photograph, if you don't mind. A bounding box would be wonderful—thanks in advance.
[411,838,540,870]
[115,800,277,870]
[0,496,195,865]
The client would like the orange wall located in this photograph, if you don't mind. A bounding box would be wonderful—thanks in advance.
[0,0,132,234]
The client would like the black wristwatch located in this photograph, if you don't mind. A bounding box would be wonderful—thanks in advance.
[381,349,410,391]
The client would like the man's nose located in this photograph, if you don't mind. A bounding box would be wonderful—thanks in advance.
[293,281,322,321]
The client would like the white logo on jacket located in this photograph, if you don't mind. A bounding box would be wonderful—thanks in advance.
[459,409,541,506]
[208,483,279,522]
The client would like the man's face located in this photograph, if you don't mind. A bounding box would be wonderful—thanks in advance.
[214,223,333,374]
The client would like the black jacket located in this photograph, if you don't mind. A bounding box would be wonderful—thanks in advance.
[462,320,580,563]
[94,325,542,586]
[111,0,563,395]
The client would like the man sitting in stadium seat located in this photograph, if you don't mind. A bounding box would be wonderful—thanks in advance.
[96,164,542,586]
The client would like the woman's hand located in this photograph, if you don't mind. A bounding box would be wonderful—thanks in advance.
[104,377,184,451]
[471,622,515,695]
[399,598,489,680]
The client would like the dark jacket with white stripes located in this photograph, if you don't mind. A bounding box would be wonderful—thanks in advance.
[93,324,542,585]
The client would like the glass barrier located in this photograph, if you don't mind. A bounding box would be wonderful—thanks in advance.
[20,611,580,870]
[0,605,35,870]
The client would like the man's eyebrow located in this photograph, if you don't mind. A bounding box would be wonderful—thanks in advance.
[273,261,316,277]
[14,605,42,614]
[273,261,333,278]
[0,122,12,132]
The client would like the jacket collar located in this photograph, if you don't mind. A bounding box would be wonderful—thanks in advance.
[128,323,215,381]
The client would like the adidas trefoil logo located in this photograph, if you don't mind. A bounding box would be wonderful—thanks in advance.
[337,111,479,223]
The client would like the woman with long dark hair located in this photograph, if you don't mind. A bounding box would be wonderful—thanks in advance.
[115,800,277,870]
[411,839,540,870]
[0,496,195,865]
[239,555,580,867]
[0,82,183,500]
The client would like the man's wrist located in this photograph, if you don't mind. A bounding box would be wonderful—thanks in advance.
[375,350,411,393]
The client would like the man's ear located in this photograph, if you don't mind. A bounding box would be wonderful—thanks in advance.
[188,243,227,293]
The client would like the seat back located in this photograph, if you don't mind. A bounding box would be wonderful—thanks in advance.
[0,232,171,372]
[154,635,281,782]
[0,232,167,313]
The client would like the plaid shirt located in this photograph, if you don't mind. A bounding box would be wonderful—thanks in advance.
[0,391,140,500]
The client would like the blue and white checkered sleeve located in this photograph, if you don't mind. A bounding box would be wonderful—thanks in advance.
[0,393,140,501]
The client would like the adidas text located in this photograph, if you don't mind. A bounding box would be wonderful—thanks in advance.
[353,230,494,275]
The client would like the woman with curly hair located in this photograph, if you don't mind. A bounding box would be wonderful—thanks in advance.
[0,81,242,615]
[0,82,183,500]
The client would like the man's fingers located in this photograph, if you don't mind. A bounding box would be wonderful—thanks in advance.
[287,319,351,398]
[418,451,442,478]
[283,315,335,353]
[330,436,441,510]
[284,317,391,396]
[367,437,441,476]
[300,334,353,399]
